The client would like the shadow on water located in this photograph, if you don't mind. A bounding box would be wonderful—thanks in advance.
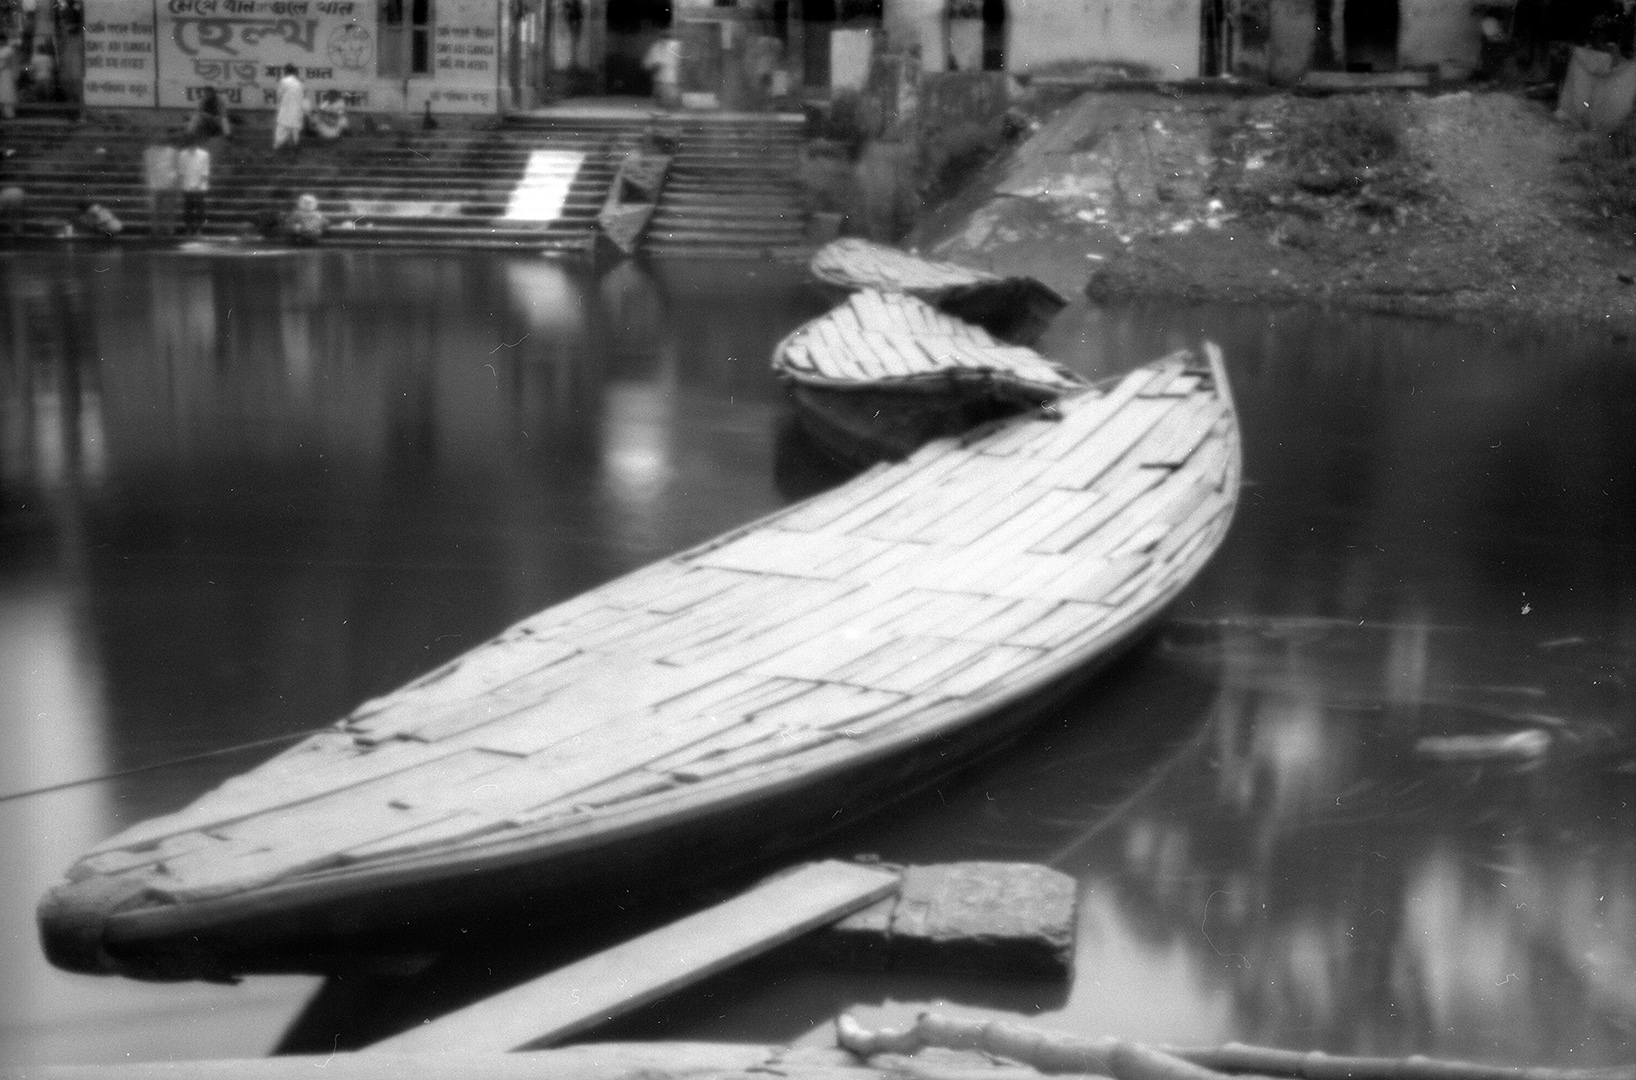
[1,256,1633,1066]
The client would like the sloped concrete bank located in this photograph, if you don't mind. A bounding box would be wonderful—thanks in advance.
[914,88,1636,338]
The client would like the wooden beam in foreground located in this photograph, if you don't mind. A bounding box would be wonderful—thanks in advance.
[0,1044,1050,1080]
[369,860,901,1053]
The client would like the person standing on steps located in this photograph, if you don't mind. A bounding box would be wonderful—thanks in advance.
[0,34,18,120]
[142,134,181,239]
[273,63,307,152]
[642,31,681,110]
[177,134,210,236]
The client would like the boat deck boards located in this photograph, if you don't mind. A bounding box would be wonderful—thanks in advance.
[810,238,1002,294]
[55,348,1239,949]
[773,290,1084,395]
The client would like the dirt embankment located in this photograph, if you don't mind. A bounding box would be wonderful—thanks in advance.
[917,87,1636,336]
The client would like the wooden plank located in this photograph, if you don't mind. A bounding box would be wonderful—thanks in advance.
[656,582,871,669]
[911,482,1058,550]
[747,682,907,731]
[771,461,899,532]
[0,1045,916,1080]
[367,860,901,1052]
[830,636,989,695]
[780,339,817,373]
[694,529,842,578]
[84,734,461,858]
[642,568,751,616]
[935,643,1045,698]
[1028,366,1174,462]
[949,597,1061,644]
[749,625,899,683]
[1051,553,1152,605]
[1004,600,1111,650]
[1038,396,1178,490]
[1029,465,1166,556]
[655,580,863,668]
[836,324,883,380]
[1072,475,1216,563]
[869,637,993,695]
[660,725,847,783]
[1132,397,1222,469]
[210,749,519,851]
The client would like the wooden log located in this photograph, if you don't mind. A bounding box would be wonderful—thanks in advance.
[366,860,900,1053]
[0,1044,1051,1080]
[834,1014,1636,1080]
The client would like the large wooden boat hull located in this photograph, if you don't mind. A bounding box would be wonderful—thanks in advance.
[809,239,1066,346]
[39,347,1241,982]
[772,290,1086,465]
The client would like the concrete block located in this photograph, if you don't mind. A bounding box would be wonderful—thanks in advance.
[811,861,1077,980]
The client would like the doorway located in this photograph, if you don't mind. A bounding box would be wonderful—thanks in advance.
[606,0,672,95]
[1343,0,1398,71]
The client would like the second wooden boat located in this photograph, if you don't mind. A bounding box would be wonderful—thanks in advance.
[772,289,1087,464]
[39,345,1240,982]
[809,238,1067,345]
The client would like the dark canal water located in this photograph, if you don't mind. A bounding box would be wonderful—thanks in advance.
[1,249,1631,1069]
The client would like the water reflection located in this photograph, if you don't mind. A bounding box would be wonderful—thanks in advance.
[0,250,831,1067]
[0,264,1631,1066]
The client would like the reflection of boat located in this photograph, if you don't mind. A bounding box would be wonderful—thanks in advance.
[39,345,1239,982]
[810,238,1066,346]
[165,239,299,257]
[772,289,1087,464]
[596,143,672,257]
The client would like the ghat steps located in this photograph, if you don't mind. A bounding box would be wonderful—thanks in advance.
[0,107,809,256]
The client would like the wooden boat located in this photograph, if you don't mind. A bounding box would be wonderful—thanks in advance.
[808,238,1067,346]
[772,289,1087,464]
[597,144,672,257]
[38,345,1240,982]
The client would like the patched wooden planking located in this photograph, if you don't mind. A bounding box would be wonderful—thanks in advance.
[367,860,901,1053]
[773,291,1082,395]
[806,862,1078,979]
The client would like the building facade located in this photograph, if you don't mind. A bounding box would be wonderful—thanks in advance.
[62,0,1490,116]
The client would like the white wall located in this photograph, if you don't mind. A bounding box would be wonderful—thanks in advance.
[1397,0,1480,77]
[1007,0,1200,80]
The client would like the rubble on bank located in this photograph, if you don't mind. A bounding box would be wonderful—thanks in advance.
[916,86,1636,337]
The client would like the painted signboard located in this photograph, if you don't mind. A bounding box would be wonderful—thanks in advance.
[81,0,499,114]
[156,0,377,110]
[427,0,498,112]
[83,0,158,108]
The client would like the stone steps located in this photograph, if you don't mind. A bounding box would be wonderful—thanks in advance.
[0,109,811,255]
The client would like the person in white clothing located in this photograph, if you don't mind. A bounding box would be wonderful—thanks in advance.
[0,35,18,119]
[642,33,681,109]
[142,136,181,238]
[273,64,306,152]
[177,136,211,235]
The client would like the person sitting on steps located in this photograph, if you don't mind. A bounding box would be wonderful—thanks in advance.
[310,90,348,139]
[187,86,231,140]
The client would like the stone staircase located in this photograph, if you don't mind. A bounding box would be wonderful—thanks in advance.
[0,107,810,257]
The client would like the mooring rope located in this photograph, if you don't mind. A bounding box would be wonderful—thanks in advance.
[0,727,331,804]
